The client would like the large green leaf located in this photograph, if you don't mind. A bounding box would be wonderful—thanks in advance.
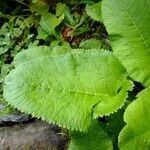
[119,87,150,149]
[69,120,113,150]
[4,49,132,131]
[102,0,150,86]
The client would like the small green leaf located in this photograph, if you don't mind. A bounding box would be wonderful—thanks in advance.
[40,12,64,34]
[0,47,7,55]
[86,1,102,22]
[30,1,49,15]
[119,87,150,149]
[69,120,113,150]
[56,3,66,17]
[37,26,49,39]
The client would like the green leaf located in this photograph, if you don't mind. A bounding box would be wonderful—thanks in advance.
[69,120,113,150]
[102,0,150,86]
[37,26,49,39]
[56,3,66,17]
[4,49,131,131]
[86,1,102,22]
[0,64,12,82]
[79,39,102,49]
[119,87,150,149]
[30,1,49,15]
[56,3,74,26]
[40,12,64,34]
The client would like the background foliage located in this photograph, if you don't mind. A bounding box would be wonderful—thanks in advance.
[1,0,150,150]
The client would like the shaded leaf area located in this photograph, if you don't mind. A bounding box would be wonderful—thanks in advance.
[119,87,150,150]
[99,109,125,150]
[68,120,113,150]
[102,0,150,86]
[127,81,145,102]
[4,49,132,131]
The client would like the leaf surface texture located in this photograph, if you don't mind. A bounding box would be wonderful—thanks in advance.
[13,46,71,66]
[102,0,150,86]
[119,87,150,149]
[4,50,131,131]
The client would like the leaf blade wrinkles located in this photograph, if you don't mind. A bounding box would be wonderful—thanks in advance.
[102,0,150,86]
[4,50,131,131]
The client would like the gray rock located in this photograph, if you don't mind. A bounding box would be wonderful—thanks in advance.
[0,114,30,124]
[0,104,30,124]
[0,120,68,150]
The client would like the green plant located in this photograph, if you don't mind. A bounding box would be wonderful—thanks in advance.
[3,0,150,149]
[0,9,38,116]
